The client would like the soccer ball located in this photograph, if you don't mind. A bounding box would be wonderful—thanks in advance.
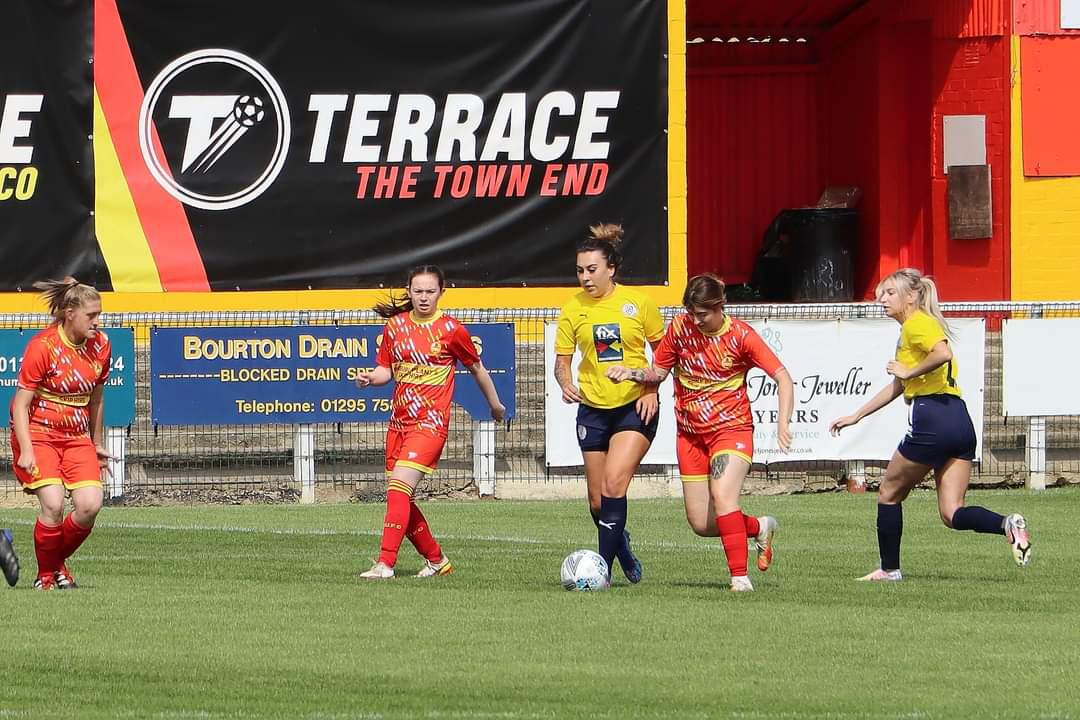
[232,95,265,127]
[560,549,609,591]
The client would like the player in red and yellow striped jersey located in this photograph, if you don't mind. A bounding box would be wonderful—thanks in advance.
[607,274,794,592]
[355,265,505,580]
[9,278,114,590]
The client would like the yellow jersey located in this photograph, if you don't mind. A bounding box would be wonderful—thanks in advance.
[555,285,664,409]
[896,310,961,400]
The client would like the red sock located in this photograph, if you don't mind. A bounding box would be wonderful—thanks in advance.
[33,519,63,578]
[405,502,443,562]
[378,484,413,567]
[743,513,760,538]
[716,510,749,577]
[60,513,92,561]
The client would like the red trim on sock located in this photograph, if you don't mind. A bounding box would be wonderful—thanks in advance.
[405,502,443,563]
[60,513,93,561]
[743,513,760,538]
[378,488,411,567]
[716,511,749,577]
[33,519,64,576]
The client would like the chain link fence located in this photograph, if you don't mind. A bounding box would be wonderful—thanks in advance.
[2,302,1078,502]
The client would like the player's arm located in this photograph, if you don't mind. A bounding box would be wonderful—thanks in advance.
[887,340,951,381]
[11,389,36,474]
[355,365,393,388]
[771,367,794,452]
[829,377,904,435]
[605,364,670,385]
[554,354,583,404]
[466,360,506,422]
[87,384,115,475]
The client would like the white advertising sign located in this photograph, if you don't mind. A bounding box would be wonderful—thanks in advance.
[544,318,985,467]
[1003,317,1080,416]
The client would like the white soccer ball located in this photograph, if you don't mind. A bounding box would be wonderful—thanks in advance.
[560,549,609,591]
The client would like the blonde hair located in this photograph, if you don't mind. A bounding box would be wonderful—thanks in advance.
[32,277,101,321]
[877,268,951,337]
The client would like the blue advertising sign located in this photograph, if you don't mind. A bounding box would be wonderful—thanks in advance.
[150,324,515,425]
[0,327,136,427]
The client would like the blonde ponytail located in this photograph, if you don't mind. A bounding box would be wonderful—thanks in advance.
[877,268,952,338]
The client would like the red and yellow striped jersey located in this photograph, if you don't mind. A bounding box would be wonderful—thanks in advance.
[653,314,783,435]
[12,324,112,439]
[376,311,480,437]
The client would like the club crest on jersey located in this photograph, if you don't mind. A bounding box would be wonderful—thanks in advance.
[622,302,638,318]
[592,323,623,362]
[430,341,443,355]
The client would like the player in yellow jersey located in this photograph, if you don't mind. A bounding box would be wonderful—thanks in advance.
[829,268,1031,581]
[554,224,665,584]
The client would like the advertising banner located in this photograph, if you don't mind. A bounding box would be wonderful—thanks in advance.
[545,318,986,467]
[90,0,667,291]
[0,327,136,427]
[0,2,101,290]
[151,324,515,425]
[1003,317,1080,416]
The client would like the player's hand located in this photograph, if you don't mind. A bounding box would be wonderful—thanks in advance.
[605,365,632,383]
[777,422,792,453]
[354,370,375,389]
[886,361,912,380]
[635,392,658,425]
[560,382,583,404]
[16,450,37,477]
[829,415,858,436]
[490,403,506,423]
[96,445,116,478]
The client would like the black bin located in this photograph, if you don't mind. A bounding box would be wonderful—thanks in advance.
[785,208,857,302]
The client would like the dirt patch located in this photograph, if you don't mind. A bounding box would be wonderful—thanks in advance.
[105,484,302,506]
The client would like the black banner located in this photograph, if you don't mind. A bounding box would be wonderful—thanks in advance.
[0,2,104,291]
[115,0,667,289]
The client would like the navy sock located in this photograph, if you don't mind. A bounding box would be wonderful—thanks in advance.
[590,508,601,529]
[951,506,1006,535]
[597,495,627,577]
[877,503,902,572]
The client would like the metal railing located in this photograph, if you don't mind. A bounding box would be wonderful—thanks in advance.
[2,302,1078,501]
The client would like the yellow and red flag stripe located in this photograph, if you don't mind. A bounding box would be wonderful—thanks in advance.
[93,0,209,292]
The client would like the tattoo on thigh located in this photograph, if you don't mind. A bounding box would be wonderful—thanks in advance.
[710,454,730,480]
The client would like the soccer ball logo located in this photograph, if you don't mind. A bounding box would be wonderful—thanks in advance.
[232,95,265,127]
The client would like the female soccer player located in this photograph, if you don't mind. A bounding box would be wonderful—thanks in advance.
[554,223,665,584]
[355,265,505,579]
[607,274,793,592]
[829,268,1030,581]
[10,278,113,590]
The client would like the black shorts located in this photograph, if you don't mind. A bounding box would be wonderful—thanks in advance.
[576,400,659,452]
[897,394,977,469]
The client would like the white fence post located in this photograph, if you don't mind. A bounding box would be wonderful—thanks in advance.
[1026,417,1046,491]
[105,426,125,498]
[294,423,316,504]
[473,421,497,497]
[844,460,866,493]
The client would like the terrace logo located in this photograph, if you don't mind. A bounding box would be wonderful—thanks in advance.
[138,49,291,211]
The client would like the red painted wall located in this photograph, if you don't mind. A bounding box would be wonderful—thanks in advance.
[687,43,821,284]
[928,36,1010,299]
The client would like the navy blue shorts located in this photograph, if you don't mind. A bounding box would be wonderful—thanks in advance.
[576,400,658,452]
[897,394,977,469]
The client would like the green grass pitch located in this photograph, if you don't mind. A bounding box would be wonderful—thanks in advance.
[2,487,1078,719]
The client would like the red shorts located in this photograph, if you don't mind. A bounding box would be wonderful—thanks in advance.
[386,429,446,476]
[677,428,754,482]
[11,432,102,493]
